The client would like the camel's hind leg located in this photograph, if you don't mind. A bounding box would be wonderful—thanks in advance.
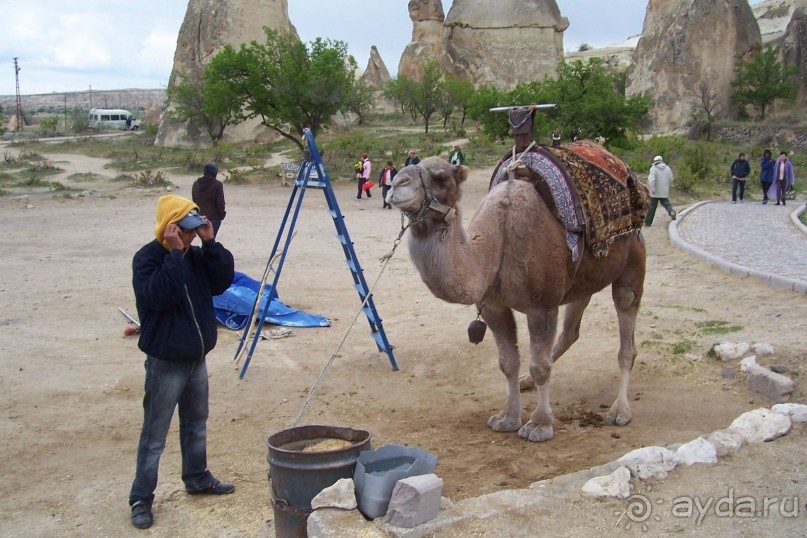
[482,306,523,432]
[519,307,559,442]
[519,296,592,391]
[607,236,645,426]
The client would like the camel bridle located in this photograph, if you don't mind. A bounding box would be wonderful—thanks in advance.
[408,165,457,225]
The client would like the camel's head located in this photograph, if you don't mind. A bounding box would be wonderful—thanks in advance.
[386,156,469,223]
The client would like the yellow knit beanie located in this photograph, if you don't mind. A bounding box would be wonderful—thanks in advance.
[154,195,199,250]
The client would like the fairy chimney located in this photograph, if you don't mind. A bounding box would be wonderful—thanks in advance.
[361,46,392,90]
[779,1,807,107]
[625,0,762,132]
[443,0,568,89]
[156,0,298,148]
[398,0,451,80]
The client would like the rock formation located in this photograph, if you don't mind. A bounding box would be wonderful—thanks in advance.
[156,0,297,148]
[361,46,392,91]
[779,1,807,107]
[625,0,762,133]
[443,0,569,89]
[398,0,451,81]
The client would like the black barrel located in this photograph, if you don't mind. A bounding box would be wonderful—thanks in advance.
[266,424,372,538]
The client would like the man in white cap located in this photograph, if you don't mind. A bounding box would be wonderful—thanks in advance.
[129,195,235,529]
[645,155,676,227]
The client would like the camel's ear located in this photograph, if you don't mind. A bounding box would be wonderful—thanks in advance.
[454,164,469,185]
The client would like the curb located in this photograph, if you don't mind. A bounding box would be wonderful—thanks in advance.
[669,200,807,294]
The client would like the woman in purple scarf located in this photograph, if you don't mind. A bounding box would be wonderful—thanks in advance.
[767,152,795,206]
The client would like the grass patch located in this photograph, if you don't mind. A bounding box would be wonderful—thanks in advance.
[695,320,743,335]
[67,172,103,182]
[671,339,696,355]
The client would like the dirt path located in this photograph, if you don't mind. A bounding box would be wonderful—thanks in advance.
[0,149,804,536]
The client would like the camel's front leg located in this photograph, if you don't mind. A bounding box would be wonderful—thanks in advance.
[519,297,591,391]
[607,285,641,426]
[520,308,559,442]
[482,306,522,432]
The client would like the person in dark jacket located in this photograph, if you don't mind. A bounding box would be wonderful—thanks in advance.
[379,160,398,209]
[404,149,420,167]
[759,149,775,205]
[730,152,751,204]
[192,163,226,236]
[129,194,235,530]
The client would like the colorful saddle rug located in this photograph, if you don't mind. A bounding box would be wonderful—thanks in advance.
[490,140,648,258]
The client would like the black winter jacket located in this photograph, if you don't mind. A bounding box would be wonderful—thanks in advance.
[133,239,234,361]
[731,159,751,179]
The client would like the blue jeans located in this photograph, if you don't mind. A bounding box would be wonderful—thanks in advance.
[129,356,212,506]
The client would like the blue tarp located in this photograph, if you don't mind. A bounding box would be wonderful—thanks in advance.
[213,271,331,330]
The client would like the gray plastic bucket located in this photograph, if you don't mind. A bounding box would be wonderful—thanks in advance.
[267,424,372,538]
[353,444,437,520]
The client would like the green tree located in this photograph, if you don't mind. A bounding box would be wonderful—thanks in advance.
[345,83,377,125]
[440,75,475,126]
[466,85,510,140]
[38,116,60,137]
[166,73,237,143]
[732,47,798,120]
[205,29,358,151]
[410,60,445,133]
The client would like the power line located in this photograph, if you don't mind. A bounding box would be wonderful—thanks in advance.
[13,57,23,132]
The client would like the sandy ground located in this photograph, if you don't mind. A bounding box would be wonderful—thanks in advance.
[1,144,805,537]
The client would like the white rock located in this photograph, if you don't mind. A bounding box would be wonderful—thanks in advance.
[752,342,775,356]
[617,446,677,480]
[706,429,746,457]
[675,437,718,466]
[384,474,443,528]
[728,408,792,443]
[581,466,632,499]
[311,478,358,511]
[739,355,757,372]
[714,341,750,361]
[772,403,807,423]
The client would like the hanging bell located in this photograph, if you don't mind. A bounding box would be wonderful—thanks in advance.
[467,319,487,344]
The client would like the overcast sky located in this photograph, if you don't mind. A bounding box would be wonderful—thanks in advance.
[0,0,765,96]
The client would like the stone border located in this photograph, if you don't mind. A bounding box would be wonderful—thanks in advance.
[309,405,806,537]
[669,201,807,294]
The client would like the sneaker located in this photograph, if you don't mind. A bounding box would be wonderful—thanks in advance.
[763,200,768,205]
[131,500,153,529]
[731,201,736,204]
[669,211,677,221]
[186,479,235,496]
[355,196,361,200]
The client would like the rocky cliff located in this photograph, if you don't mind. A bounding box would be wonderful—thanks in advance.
[779,0,807,108]
[155,0,297,148]
[399,0,568,89]
[398,0,452,81]
[625,0,762,133]
[444,0,568,89]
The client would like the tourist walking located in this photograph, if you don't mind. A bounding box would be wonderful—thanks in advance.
[192,163,226,236]
[449,144,465,166]
[730,152,751,203]
[759,149,775,205]
[379,160,397,209]
[129,195,236,530]
[356,152,372,199]
[768,151,795,206]
[645,155,676,227]
[405,149,420,167]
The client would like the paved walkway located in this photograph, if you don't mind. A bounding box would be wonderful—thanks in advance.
[670,199,807,294]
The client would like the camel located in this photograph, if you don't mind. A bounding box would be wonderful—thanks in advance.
[386,156,646,442]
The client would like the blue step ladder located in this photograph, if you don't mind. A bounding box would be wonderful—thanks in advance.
[234,128,398,378]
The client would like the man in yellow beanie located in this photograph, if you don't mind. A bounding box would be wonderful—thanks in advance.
[129,194,235,529]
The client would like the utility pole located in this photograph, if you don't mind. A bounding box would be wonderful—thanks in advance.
[89,84,93,109]
[13,57,23,132]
